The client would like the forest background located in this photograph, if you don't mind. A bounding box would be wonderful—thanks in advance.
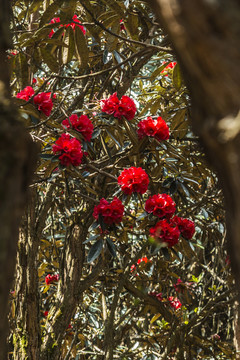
[1,0,240,359]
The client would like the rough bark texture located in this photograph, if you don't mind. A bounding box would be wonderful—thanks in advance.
[0,0,37,358]
[39,210,104,360]
[13,186,54,359]
[145,0,240,355]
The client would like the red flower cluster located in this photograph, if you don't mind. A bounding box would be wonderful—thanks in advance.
[161,61,177,73]
[33,92,53,117]
[49,17,60,38]
[173,278,194,293]
[137,116,170,141]
[145,193,176,218]
[130,256,150,272]
[62,114,93,141]
[66,14,86,32]
[149,291,163,301]
[225,255,231,266]
[16,86,54,116]
[100,92,136,121]
[118,167,149,195]
[45,274,59,285]
[170,216,195,240]
[149,292,181,309]
[44,311,49,317]
[52,133,83,166]
[212,334,221,341]
[173,278,183,293]
[168,296,182,310]
[16,86,35,101]
[120,19,126,31]
[149,219,180,248]
[93,197,124,225]
[48,15,86,38]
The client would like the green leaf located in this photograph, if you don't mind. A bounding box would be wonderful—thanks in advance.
[60,0,77,21]
[106,237,117,257]
[172,63,182,90]
[29,0,43,12]
[103,48,112,64]
[91,128,102,139]
[40,47,59,73]
[105,19,119,52]
[17,53,29,88]
[171,109,188,139]
[83,234,100,244]
[75,26,89,69]
[106,129,121,147]
[19,104,41,119]
[39,0,64,28]
[125,13,139,41]
[87,239,103,263]
[62,26,75,64]
[179,183,190,197]
[150,62,171,81]
[161,247,170,260]
[39,154,55,160]
[100,0,124,16]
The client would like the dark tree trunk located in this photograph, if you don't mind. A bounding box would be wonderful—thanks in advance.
[145,0,240,354]
[0,1,37,358]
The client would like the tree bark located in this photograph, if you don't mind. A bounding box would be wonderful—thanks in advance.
[0,0,37,357]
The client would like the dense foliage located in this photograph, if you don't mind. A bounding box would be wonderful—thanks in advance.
[8,0,235,359]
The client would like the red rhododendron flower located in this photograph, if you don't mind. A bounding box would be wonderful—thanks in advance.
[44,311,49,317]
[62,114,93,141]
[33,92,53,116]
[165,62,177,69]
[48,17,61,38]
[173,278,183,293]
[137,256,149,265]
[131,257,150,272]
[170,216,195,240]
[118,167,149,195]
[100,92,136,121]
[145,193,176,218]
[45,274,59,285]
[149,291,163,302]
[130,264,137,272]
[137,116,169,141]
[16,88,54,116]
[16,86,35,101]
[161,61,177,73]
[65,14,86,34]
[100,93,119,115]
[168,296,182,309]
[212,334,221,341]
[45,92,57,100]
[120,19,126,31]
[225,255,231,266]
[149,219,180,248]
[93,197,124,225]
[48,15,85,38]
[52,133,83,167]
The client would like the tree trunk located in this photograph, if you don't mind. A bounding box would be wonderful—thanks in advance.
[0,1,37,357]
[145,0,240,354]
